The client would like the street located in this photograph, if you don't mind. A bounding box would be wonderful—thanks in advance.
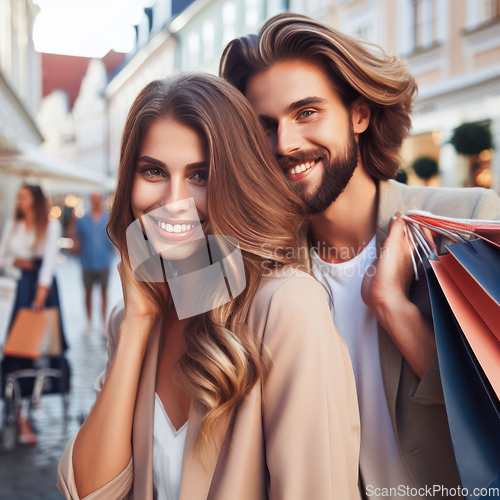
[0,254,121,499]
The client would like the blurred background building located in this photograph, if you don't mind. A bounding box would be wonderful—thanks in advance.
[1,0,499,225]
[0,0,117,233]
[0,1,499,497]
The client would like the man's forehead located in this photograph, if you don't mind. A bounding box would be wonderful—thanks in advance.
[246,60,333,117]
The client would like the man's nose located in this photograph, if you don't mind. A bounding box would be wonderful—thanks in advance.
[276,121,302,157]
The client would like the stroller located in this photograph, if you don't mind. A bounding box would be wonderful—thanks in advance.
[0,276,71,451]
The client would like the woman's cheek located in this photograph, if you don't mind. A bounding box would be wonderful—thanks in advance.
[131,176,162,217]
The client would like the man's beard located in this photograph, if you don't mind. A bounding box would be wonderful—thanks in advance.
[278,132,359,215]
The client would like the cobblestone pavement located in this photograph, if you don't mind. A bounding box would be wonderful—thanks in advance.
[0,255,121,499]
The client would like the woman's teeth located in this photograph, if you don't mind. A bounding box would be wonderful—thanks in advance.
[289,161,315,175]
[156,221,198,233]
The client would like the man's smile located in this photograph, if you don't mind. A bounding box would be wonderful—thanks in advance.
[283,159,321,181]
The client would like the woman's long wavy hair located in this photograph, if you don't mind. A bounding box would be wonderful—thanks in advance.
[15,185,49,249]
[107,73,306,448]
[220,13,418,180]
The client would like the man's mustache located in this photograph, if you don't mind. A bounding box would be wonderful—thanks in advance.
[277,147,328,171]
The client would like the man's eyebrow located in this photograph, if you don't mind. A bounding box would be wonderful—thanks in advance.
[258,97,328,123]
[286,97,328,113]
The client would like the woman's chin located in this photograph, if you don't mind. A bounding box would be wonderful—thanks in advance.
[152,239,205,262]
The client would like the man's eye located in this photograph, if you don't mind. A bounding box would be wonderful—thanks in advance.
[298,110,315,119]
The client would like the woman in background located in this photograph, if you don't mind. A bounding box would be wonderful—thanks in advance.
[57,74,360,499]
[0,184,68,445]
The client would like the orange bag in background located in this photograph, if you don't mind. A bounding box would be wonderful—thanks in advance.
[2,307,61,359]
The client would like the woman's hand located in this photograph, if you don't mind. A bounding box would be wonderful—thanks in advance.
[118,261,158,322]
[13,258,35,271]
[33,285,49,310]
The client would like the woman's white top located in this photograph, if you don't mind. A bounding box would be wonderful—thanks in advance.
[153,393,188,500]
[0,219,61,286]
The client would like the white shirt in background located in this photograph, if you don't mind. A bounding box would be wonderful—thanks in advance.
[153,393,188,500]
[0,219,61,287]
[311,236,420,499]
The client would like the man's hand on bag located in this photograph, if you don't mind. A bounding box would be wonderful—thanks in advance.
[361,213,435,379]
[361,213,414,316]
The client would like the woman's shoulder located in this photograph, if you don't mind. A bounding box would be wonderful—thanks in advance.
[256,266,323,303]
[248,266,327,334]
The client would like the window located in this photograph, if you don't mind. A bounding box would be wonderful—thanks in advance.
[484,0,500,19]
[245,0,260,29]
[222,1,236,46]
[466,0,500,30]
[187,31,200,69]
[412,0,437,50]
[202,20,214,64]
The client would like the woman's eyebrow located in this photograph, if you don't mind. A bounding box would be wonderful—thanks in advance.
[137,156,166,168]
[186,161,208,170]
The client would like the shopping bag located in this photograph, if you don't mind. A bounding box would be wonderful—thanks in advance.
[2,307,61,359]
[402,211,500,498]
[425,259,500,497]
[0,276,17,347]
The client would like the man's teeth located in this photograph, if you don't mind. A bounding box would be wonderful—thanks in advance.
[156,221,198,233]
[290,161,315,175]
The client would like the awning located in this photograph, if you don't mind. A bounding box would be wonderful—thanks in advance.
[0,144,116,193]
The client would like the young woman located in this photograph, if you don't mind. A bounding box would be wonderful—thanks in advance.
[57,74,360,500]
[0,184,68,444]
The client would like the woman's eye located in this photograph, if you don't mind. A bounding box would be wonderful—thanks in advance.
[142,167,164,179]
[298,109,315,119]
[191,171,208,184]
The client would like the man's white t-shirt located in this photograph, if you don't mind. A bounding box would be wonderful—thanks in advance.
[311,236,420,499]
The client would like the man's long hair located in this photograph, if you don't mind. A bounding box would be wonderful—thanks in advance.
[220,13,418,180]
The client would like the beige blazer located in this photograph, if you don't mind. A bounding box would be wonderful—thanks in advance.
[57,269,361,499]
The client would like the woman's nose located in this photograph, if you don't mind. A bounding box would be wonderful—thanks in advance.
[161,180,192,214]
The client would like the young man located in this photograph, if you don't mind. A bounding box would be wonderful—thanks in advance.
[221,13,500,499]
[73,192,114,334]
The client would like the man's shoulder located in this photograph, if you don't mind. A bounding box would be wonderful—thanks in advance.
[380,180,500,220]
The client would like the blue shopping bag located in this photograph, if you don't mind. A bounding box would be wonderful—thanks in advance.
[424,254,500,499]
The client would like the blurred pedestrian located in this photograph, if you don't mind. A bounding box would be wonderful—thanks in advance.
[0,184,68,445]
[73,192,114,334]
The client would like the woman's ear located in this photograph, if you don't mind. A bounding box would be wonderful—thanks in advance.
[351,97,370,134]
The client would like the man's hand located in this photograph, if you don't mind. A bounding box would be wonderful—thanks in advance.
[361,213,414,312]
[361,213,435,379]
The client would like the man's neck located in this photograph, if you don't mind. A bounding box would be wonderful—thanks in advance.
[310,164,378,264]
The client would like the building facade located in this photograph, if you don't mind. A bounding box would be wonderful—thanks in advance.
[292,0,500,189]
[0,0,43,223]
